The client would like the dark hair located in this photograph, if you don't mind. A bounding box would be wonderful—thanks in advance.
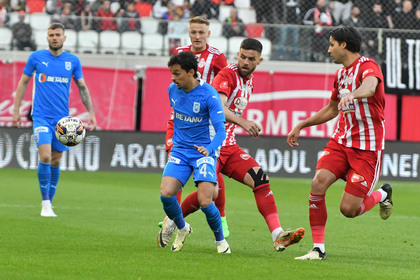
[48,22,65,33]
[240,38,263,55]
[329,26,362,53]
[168,51,198,78]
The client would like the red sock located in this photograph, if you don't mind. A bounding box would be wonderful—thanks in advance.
[176,191,182,204]
[356,190,382,216]
[253,183,281,232]
[309,193,327,244]
[180,191,200,218]
[214,172,226,217]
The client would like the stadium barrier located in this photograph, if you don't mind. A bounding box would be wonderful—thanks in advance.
[1,127,418,182]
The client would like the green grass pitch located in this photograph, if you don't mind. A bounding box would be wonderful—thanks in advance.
[0,168,419,280]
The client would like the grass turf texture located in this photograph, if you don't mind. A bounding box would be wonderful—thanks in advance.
[0,168,419,280]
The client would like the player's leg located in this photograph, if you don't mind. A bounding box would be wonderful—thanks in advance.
[158,152,191,249]
[296,141,344,260]
[195,157,230,253]
[341,149,393,219]
[224,145,304,251]
[37,144,57,217]
[215,172,230,238]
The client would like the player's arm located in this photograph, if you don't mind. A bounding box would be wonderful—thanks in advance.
[338,76,379,111]
[75,77,97,131]
[219,92,261,137]
[287,100,339,147]
[165,110,175,153]
[12,73,31,128]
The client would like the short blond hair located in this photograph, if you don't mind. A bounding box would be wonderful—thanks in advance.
[189,16,210,26]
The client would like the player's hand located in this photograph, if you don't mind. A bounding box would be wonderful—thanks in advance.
[242,119,262,137]
[287,128,301,148]
[12,112,21,128]
[338,92,354,111]
[87,114,97,131]
[194,145,209,157]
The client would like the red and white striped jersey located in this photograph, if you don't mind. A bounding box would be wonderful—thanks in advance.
[175,44,227,83]
[212,63,254,146]
[331,56,385,151]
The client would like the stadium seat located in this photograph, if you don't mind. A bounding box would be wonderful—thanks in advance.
[208,36,228,55]
[237,8,257,24]
[209,20,223,37]
[140,17,159,34]
[234,0,251,8]
[99,30,121,54]
[29,13,51,30]
[218,5,231,22]
[142,33,164,56]
[259,37,272,60]
[33,29,49,50]
[77,30,99,54]
[7,11,30,27]
[63,29,77,53]
[0,27,13,50]
[245,24,264,38]
[121,31,142,55]
[228,36,247,59]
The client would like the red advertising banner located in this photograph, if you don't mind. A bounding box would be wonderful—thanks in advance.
[0,61,137,131]
[401,95,420,141]
[140,67,398,140]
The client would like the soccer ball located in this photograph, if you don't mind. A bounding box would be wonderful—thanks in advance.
[55,116,86,146]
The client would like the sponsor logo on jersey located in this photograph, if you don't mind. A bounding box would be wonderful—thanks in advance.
[65,61,72,70]
[193,102,200,113]
[240,153,250,160]
[318,151,330,159]
[197,157,215,166]
[362,69,374,79]
[220,81,229,89]
[34,126,49,133]
[351,173,365,183]
[175,112,203,123]
[347,73,354,85]
[234,97,248,110]
[38,73,69,84]
[42,61,49,67]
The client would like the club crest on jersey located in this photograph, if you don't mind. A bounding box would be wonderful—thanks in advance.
[240,153,250,160]
[234,97,248,110]
[193,102,200,113]
[198,58,206,68]
[65,62,71,70]
[220,81,229,89]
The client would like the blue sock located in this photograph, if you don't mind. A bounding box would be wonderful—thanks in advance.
[161,195,185,229]
[201,203,224,241]
[49,166,60,203]
[38,161,51,201]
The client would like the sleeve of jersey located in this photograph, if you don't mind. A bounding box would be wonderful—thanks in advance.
[360,61,383,83]
[211,69,232,97]
[73,56,84,80]
[23,53,36,76]
[205,90,226,155]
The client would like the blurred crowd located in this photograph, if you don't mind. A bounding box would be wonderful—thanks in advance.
[1,0,420,60]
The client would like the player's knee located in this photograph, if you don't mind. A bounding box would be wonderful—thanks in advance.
[248,168,269,188]
[39,155,51,164]
[340,205,357,218]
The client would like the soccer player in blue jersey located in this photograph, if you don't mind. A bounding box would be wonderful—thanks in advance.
[159,51,230,253]
[12,23,97,217]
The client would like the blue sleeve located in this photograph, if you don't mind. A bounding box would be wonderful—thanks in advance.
[205,87,226,155]
[23,52,36,77]
[72,56,83,80]
[205,121,226,155]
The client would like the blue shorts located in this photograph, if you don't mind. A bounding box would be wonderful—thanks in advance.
[163,150,217,186]
[33,117,69,152]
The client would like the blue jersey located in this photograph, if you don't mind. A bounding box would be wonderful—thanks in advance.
[23,49,83,119]
[169,80,225,155]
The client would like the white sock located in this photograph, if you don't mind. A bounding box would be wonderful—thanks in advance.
[378,188,387,202]
[271,227,283,242]
[314,243,325,253]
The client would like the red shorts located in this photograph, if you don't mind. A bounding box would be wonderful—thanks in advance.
[217,144,259,183]
[316,140,383,198]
